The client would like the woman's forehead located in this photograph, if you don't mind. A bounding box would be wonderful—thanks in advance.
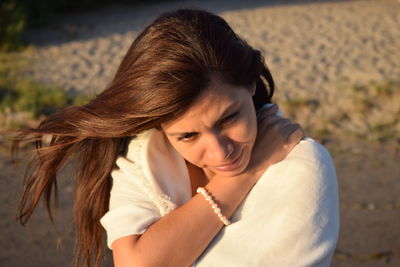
[162,82,249,133]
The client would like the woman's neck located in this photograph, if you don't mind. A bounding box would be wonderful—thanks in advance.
[186,161,212,196]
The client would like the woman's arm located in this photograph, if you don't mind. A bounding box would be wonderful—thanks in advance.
[112,173,255,267]
[111,106,303,267]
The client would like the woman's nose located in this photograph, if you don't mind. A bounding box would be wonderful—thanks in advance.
[205,133,234,162]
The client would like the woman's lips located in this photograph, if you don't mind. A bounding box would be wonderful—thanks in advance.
[214,150,244,171]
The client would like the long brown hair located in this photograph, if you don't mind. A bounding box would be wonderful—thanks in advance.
[13,9,275,266]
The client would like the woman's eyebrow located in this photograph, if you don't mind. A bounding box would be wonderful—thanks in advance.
[167,100,241,136]
[168,131,198,137]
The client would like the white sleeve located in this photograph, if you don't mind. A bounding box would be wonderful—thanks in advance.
[100,157,161,250]
[261,138,339,266]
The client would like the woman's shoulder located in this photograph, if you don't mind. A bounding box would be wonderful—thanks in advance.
[251,137,338,218]
[270,137,336,179]
[287,137,332,162]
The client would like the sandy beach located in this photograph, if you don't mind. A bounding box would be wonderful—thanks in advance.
[1,0,399,266]
[24,0,400,99]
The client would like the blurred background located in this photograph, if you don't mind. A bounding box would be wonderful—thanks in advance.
[0,0,399,266]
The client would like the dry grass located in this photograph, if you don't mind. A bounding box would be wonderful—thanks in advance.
[279,80,400,144]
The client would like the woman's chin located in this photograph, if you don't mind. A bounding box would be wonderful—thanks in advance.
[207,156,250,178]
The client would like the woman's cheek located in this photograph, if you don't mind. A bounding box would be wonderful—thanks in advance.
[231,118,256,143]
[173,143,203,166]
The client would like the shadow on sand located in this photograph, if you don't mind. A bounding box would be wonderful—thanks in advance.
[23,0,353,46]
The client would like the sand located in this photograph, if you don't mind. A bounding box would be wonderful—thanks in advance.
[24,0,400,99]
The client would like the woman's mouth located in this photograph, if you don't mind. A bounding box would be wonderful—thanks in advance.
[214,150,244,172]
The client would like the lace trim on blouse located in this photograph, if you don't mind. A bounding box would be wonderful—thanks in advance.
[128,130,177,216]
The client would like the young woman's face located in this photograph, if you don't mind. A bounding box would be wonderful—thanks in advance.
[162,75,257,178]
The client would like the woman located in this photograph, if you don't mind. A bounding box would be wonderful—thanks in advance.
[14,9,339,267]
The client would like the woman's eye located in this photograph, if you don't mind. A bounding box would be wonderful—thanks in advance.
[221,111,239,125]
[177,132,197,142]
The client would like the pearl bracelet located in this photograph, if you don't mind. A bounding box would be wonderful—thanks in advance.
[197,187,231,226]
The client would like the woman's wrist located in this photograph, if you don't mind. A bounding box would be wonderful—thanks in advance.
[205,172,257,218]
[197,187,231,225]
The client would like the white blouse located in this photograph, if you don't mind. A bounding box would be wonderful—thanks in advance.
[100,128,339,266]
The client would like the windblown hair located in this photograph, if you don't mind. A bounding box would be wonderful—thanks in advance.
[13,8,275,267]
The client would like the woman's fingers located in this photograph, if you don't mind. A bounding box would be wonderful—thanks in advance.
[248,113,305,178]
[283,123,304,143]
[256,104,278,118]
[257,109,304,148]
[260,115,304,144]
[276,118,292,130]
[260,116,291,130]
[287,125,304,144]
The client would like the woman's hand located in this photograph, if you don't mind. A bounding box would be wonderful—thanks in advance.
[246,104,304,181]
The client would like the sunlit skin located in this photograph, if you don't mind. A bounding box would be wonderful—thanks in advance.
[162,75,257,180]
